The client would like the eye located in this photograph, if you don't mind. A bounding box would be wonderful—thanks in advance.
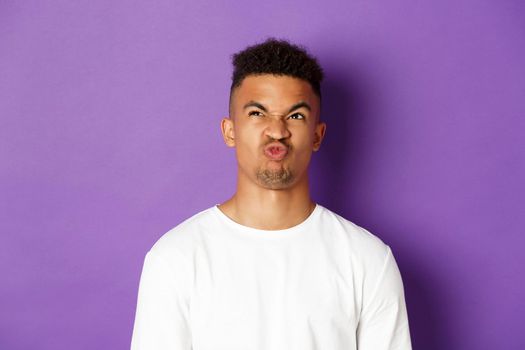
[248,110,264,117]
[289,112,305,120]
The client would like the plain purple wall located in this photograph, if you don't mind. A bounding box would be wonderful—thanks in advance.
[1,1,524,349]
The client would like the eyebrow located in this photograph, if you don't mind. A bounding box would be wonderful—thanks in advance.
[243,101,311,114]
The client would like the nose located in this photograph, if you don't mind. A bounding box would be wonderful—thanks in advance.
[264,117,291,140]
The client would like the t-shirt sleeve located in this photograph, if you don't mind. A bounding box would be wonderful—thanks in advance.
[356,246,412,350]
[130,249,192,350]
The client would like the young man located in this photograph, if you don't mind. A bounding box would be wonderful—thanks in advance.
[130,38,412,350]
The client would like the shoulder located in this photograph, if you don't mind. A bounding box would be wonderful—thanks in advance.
[318,205,391,264]
[319,206,400,296]
[146,206,216,263]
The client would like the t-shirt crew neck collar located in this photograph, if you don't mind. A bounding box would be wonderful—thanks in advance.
[212,203,322,238]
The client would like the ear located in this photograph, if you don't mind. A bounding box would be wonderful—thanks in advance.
[220,116,235,147]
[312,121,326,151]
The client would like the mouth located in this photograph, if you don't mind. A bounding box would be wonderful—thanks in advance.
[263,142,289,161]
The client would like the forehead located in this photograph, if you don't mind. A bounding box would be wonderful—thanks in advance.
[232,74,318,108]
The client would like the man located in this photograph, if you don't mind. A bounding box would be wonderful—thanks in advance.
[130,38,412,350]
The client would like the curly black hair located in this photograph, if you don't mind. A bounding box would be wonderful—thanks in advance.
[230,38,324,100]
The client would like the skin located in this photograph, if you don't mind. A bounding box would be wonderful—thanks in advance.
[218,74,327,230]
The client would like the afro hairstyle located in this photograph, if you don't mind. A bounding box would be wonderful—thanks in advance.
[229,38,324,100]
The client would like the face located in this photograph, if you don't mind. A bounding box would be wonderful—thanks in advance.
[221,74,326,190]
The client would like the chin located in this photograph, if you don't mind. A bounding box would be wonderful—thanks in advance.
[255,167,295,187]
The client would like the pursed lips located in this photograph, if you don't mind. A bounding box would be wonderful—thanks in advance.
[263,142,289,160]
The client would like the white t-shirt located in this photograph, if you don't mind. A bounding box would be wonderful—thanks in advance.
[130,203,412,350]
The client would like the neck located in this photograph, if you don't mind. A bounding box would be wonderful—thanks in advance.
[218,172,315,230]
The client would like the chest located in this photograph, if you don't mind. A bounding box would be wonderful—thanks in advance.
[188,237,360,349]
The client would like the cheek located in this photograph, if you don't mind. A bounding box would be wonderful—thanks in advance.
[234,129,261,158]
[289,130,315,162]
[291,128,314,150]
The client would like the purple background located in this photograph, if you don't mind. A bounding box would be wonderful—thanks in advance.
[1,1,524,349]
